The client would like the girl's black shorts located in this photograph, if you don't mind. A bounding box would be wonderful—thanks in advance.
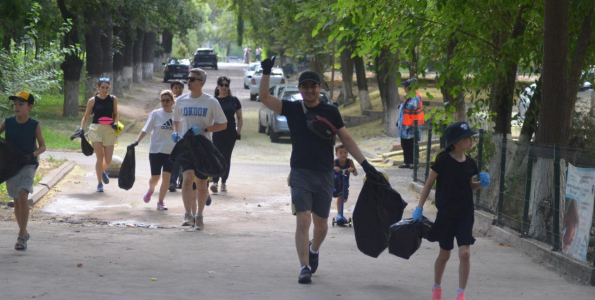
[149,153,173,175]
[427,212,476,251]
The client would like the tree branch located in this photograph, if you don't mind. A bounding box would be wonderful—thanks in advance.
[412,16,498,50]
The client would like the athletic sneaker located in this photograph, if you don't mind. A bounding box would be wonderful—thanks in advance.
[455,292,466,300]
[157,201,168,210]
[210,183,218,194]
[169,183,176,192]
[143,189,153,203]
[97,183,104,192]
[221,183,227,192]
[298,266,312,284]
[432,287,443,300]
[195,214,204,230]
[309,240,319,274]
[206,196,212,206]
[182,212,194,227]
[102,172,110,184]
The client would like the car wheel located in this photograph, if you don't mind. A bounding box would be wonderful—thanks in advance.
[269,129,280,143]
[250,94,257,101]
[214,64,218,70]
[258,119,266,133]
[244,83,249,89]
[163,77,168,83]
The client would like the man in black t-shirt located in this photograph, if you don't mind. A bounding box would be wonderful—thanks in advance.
[259,56,381,284]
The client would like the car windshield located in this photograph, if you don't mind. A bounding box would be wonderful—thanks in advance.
[282,91,301,101]
[248,65,260,71]
[271,70,283,76]
[169,58,190,65]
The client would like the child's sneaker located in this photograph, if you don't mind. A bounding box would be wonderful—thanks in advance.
[432,287,442,300]
[455,292,466,300]
[102,171,110,184]
[143,189,153,203]
[97,183,104,192]
[210,183,218,194]
[221,183,227,192]
[157,201,168,210]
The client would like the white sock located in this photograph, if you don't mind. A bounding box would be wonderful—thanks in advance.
[457,288,465,295]
[310,244,319,254]
[301,266,310,271]
[433,283,441,289]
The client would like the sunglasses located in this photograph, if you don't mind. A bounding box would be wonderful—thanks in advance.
[161,99,172,103]
[99,78,110,82]
[187,77,202,82]
[218,83,230,88]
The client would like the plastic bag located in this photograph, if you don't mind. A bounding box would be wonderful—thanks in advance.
[118,145,135,190]
[0,137,29,184]
[81,135,94,156]
[388,217,433,260]
[353,172,408,258]
[170,129,227,178]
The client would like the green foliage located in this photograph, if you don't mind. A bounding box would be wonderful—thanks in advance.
[174,42,190,58]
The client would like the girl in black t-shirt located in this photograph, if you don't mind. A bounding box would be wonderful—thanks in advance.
[413,121,491,300]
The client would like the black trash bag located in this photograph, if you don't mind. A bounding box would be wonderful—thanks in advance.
[0,137,29,184]
[353,172,408,258]
[169,129,227,178]
[118,145,136,190]
[388,217,433,260]
[81,135,94,156]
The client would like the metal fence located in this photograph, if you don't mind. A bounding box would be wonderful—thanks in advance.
[412,123,595,266]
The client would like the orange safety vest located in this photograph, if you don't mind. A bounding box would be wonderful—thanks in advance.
[402,90,425,126]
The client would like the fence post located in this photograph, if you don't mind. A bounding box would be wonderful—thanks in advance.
[497,136,507,226]
[475,129,484,206]
[413,120,419,182]
[425,125,433,182]
[553,145,561,251]
[522,142,534,236]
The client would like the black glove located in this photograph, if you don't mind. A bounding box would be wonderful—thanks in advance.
[260,56,276,75]
[70,128,84,141]
[128,141,139,148]
[237,134,241,140]
[361,160,379,175]
[111,122,118,130]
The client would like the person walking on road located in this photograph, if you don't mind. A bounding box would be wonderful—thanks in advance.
[0,91,46,251]
[169,80,185,192]
[255,46,263,61]
[211,76,243,193]
[397,78,424,168]
[77,78,120,192]
[172,68,227,230]
[258,56,381,284]
[129,90,176,210]
[413,121,491,300]
[243,46,251,64]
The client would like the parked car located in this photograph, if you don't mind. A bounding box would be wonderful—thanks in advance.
[258,87,331,142]
[192,48,218,70]
[243,62,261,89]
[519,80,593,118]
[249,68,285,101]
[163,58,191,82]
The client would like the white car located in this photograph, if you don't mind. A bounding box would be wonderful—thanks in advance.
[249,68,286,101]
[243,62,261,89]
[519,81,592,118]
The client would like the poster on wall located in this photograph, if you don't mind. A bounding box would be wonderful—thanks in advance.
[563,164,595,262]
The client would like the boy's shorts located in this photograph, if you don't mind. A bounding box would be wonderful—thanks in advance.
[289,168,333,218]
[88,123,117,146]
[6,165,37,198]
[428,212,476,250]
[149,153,173,175]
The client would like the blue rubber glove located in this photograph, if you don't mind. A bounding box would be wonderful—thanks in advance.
[171,132,181,143]
[412,206,423,222]
[191,126,203,136]
[479,172,490,187]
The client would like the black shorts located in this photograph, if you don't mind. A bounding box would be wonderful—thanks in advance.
[149,153,173,176]
[179,155,208,180]
[427,212,476,251]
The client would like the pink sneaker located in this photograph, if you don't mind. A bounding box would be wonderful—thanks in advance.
[157,201,168,210]
[455,292,466,300]
[143,189,153,203]
[432,287,443,300]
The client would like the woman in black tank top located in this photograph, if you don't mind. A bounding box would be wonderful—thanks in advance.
[78,78,120,192]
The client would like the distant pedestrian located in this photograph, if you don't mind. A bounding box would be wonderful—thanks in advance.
[211,76,243,193]
[397,78,424,168]
[129,90,176,210]
[258,56,381,284]
[172,68,227,230]
[169,80,185,192]
[0,91,46,251]
[255,47,263,61]
[414,121,491,300]
[77,78,120,192]
[243,46,251,64]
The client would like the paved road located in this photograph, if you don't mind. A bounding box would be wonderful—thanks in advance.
[0,63,592,299]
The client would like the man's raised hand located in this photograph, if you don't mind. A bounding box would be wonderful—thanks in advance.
[260,56,276,75]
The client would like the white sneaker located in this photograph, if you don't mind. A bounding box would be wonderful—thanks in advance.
[221,183,227,192]
[182,212,194,227]
[210,183,218,194]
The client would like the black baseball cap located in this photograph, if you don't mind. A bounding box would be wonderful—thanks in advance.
[298,71,321,85]
[402,78,418,87]
[9,91,35,105]
[444,121,476,148]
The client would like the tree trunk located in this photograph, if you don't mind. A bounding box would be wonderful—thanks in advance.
[566,9,593,122]
[310,55,328,90]
[2,34,11,54]
[142,31,156,80]
[409,47,418,79]
[57,0,83,117]
[123,31,134,90]
[133,29,145,83]
[528,157,556,242]
[354,55,372,111]
[376,47,400,137]
[440,38,466,121]
[338,41,354,106]
[162,29,173,54]
[536,0,569,145]
[101,11,113,82]
[84,13,103,100]
[226,43,231,57]
[112,27,124,96]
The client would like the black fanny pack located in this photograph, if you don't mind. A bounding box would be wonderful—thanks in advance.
[302,101,337,140]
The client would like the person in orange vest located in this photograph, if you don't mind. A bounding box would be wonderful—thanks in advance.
[397,78,424,168]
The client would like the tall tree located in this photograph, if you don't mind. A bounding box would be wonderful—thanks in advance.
[57,0,84,117]
[353,54,372,111]
[142,31,156,80]
[132,29,145,83]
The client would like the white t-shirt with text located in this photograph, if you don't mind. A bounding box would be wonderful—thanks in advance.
[173,93,227,141]
[141,108,176,154]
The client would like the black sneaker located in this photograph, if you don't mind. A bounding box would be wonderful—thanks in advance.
[309,240,319,274]
[398,164,411,169]
[169,183,176,192]
[298,267,312,284]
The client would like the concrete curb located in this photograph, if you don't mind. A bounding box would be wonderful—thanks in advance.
[409,181,595,286]
[8,161,76,207]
